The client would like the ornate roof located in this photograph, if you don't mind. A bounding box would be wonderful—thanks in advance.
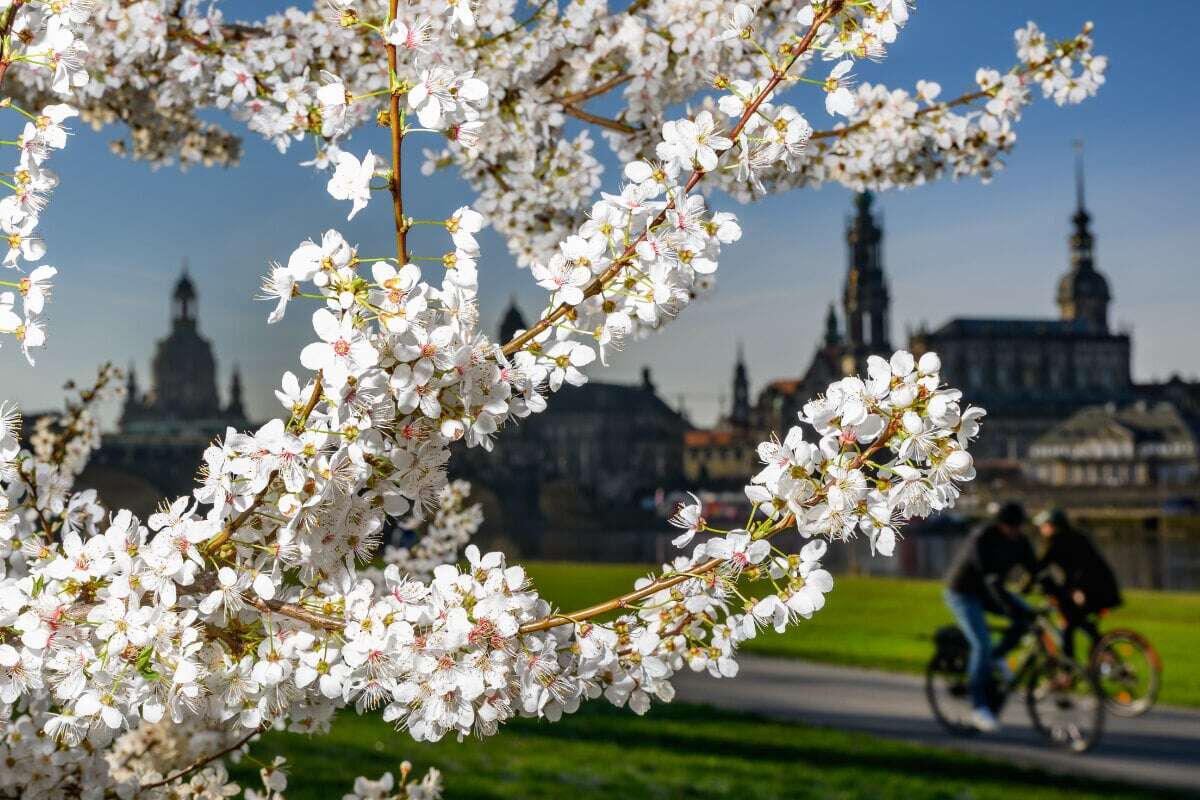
[924,317,1122,340]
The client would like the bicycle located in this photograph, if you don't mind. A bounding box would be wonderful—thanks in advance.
[1088,622,1162,718]
[1040,590,1163,718]
[926,608,1105,753]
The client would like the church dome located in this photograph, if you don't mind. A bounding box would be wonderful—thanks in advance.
[1056,265,1110,306]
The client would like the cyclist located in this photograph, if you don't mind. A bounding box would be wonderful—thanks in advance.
[1031,508,1122,660]
[943,501,1036,732]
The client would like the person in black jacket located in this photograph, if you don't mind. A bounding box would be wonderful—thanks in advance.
[1032,508,1122,660]
[943,502,1037,732]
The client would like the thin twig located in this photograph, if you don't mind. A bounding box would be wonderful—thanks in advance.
[203,373,323,555]
[519,412,899,634]
[138,728,261,790]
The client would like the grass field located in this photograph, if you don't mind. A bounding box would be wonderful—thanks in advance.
[524,562,1200,708]
[233,702,1185,800]
[228,564,1198,798]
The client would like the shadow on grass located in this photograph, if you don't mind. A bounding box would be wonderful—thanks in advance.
[237,702,1191,800]
[501,703,1182,798]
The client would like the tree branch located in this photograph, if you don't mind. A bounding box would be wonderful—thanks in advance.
[558,72,633,106]
[561,104,642,135]
[501,0,846,356]
[137,728,261,790]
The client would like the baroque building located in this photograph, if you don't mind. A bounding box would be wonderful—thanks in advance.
[81,270,251,514]
[120,269,248,435]
[909,156,1133,459]
[690,158,1200,493]
[1026,401,1199,488]
[451,300,691,557]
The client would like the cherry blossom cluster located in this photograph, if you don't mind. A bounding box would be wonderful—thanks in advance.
[745,350,983,556]
[498,349,987,719]
[0,1,1100,273]
[0,348,982,762]
[0,0,94,361]
[378,479,484,584]
[706,21,1107,200]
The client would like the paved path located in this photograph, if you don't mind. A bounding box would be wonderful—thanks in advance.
[673,655,1200,793]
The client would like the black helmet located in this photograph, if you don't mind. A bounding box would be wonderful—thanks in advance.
[994,502,1026,527]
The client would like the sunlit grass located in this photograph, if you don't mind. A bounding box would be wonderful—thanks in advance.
[525,562,1200,707]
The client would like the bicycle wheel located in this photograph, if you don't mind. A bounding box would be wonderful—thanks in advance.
[1025,655,1105,753]
[926,654,979,735]
[1091,629,1162,718]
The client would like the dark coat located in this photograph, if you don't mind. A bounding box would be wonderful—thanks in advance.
[946,523,1037,617]
[1035,527,1122,612]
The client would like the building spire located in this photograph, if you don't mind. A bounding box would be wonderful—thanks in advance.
[1057,142,1110,333]
[843,191,890,361]
[226,364,246,420]
[173,260,197,325]
[1074,139,1086,215]
[497,295,527,344]
[824,303,840,346]
[731,342,750,428]
[119,362,145,428]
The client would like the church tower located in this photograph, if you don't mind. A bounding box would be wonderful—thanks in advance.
[1056,145,1111,333]
[730,343,750,428]
[226,365,247,420]
[842,192,890,371]
[823,303,841,347]
[147,266,222,420]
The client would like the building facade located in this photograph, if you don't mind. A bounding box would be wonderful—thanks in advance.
[1027,401,1199,487]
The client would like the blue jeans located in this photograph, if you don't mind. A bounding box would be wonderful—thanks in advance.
[944,588,1031,709]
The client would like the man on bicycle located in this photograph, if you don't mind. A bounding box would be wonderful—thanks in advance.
[943,502,1036,732]
[1031,508,1122,660]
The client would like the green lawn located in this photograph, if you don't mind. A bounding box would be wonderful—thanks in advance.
[525,562,1200,708]
[234,703,1184,800]
[233,564,1199,798]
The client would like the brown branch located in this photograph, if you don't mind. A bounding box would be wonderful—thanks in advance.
[137,728,262,790]
[385,0,407,263]
[247,595,343,631]
[202,482,271,556]
[522,557,725,634]
[520,411,900,634]
[502,0,846,357]
[561,104,642,135]
[808,49,1076,142]
[293,369,325,429]
[558,72,633,106]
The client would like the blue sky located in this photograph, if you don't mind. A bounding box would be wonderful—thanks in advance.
[3,1,1197,427]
